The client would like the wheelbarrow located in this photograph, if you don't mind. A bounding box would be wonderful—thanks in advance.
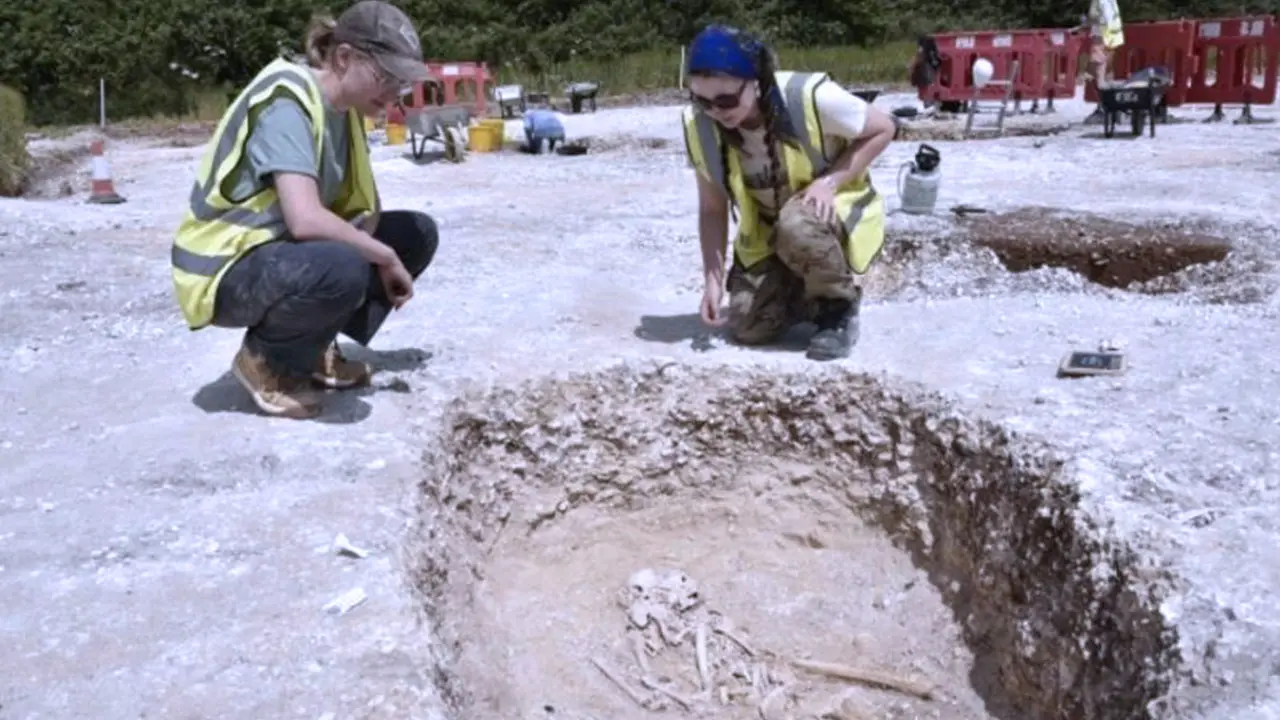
[404,104,475,160]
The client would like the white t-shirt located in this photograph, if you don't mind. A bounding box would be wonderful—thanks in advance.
[736,80,869,223]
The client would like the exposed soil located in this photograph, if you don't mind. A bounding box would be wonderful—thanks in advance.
[20,134,94,199]
[578,134,674,153]
[410,365,1181,720]
[960,208,1234,290]
[895,116,1073,142]
[458,490,988,720]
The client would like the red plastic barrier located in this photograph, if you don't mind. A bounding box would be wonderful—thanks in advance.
[919,28,1080,104]
[383,60,495,125]
[424,61,494,115]
[1036,28,1087,101]
[1185,16,1279,107]
[1084,20,1198,106]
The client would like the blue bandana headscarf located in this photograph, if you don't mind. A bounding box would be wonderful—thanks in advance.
[685,24,794,138]
[686,24,762,79]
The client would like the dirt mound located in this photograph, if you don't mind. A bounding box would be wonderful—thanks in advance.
[577,134,674,153]
[959,208,1234,290]
[896,116,1072,142]
[103,119,216,146]
[597,89,689,109]
[20,131,98,198]
[409,364,1180,720]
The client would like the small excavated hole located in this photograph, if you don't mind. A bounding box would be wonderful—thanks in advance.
[578,134,674,153]
[411,365,1180,720]
[961,208,1233,290]
[896,117,1072,141]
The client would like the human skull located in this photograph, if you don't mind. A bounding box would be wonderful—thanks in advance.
[622,568,702,629]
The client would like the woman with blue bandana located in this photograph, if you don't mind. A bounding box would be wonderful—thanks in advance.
[682,25,896,361]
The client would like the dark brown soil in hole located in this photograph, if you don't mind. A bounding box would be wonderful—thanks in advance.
[579,134,673,153]
[410,365,1182,720]
[960,208,1233,289]
[896,118,1072,141]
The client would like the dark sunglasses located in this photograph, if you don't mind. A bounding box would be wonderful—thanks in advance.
[689,80,748,112]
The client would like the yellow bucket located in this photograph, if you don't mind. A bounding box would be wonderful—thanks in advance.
[385,123,407,146]
[363,116,376,133]
[468,124,502,152]
[479,118,506,135]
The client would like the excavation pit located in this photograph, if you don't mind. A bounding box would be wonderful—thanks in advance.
[895,118,1072,142]
[412,365,1180,720]
[960,208,1233,290]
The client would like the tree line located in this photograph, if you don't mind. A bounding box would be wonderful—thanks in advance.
[0,0,1273,124]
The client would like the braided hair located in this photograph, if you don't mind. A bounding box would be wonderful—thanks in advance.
[751,44,797,225]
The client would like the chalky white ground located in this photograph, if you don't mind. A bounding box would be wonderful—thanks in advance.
[2,85,1280,719]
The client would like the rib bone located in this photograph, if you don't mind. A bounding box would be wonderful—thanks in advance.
[695,623,712,691]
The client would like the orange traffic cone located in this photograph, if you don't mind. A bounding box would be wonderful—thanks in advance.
[87,139,126,204]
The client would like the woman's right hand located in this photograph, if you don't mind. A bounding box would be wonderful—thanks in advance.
[377,256,415,309]
[700,277,726,326]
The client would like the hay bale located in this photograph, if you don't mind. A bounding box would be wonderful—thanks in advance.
[0,84,30,196]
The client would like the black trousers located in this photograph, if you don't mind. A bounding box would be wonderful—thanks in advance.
[211,210,438,377]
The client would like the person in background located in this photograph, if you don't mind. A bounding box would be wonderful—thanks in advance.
[170,0,440,419]
[1086,0,1125,86]
[682,24,896,361]
[1075,0,1125,123]
[522,106,567,154]
[909,35,943,93]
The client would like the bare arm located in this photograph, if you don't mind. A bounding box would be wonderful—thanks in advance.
[696,171,730,284]
[238,98,393,266]
[273,172,396,266]
[814,106,896,191]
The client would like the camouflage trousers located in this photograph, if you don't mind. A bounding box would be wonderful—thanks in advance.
[726,194,862,345]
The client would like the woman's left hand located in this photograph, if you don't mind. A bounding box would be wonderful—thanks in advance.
[801,176,839,227]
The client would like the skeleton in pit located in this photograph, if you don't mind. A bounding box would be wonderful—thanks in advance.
[591,568,936,718]
[594,567,793,712]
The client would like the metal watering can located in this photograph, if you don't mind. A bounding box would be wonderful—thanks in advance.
[897,144,942,215]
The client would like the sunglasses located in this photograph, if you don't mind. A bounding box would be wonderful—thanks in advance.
[689,80,749,112]
[361,53,411,94]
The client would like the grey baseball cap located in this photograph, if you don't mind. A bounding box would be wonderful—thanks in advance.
[334,1,430,83]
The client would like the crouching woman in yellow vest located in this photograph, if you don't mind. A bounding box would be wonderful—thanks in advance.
[683,25,896,361]
[171,1,439,419]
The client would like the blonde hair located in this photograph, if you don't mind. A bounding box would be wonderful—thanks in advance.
[304,14,338,67]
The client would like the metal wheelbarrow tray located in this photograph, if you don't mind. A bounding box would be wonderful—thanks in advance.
[404,104,475,159]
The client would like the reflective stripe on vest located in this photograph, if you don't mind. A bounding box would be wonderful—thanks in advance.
[683,71,882,271]
[1091,0,1124,48]
[172,62,324,280]
[169,55,391,331]
[685,72,829,192]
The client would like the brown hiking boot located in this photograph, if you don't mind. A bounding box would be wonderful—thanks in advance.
[231,346,323,419]
[312,342,372,389]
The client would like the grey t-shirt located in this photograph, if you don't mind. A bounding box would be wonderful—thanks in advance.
[226,83,351,208]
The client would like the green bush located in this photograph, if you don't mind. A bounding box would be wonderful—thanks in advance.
[0,84,29,197]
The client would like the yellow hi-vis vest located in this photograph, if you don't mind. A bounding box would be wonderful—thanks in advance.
[171,57,379,330]
[1090,0,1125,50]
[682,70,885,273]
